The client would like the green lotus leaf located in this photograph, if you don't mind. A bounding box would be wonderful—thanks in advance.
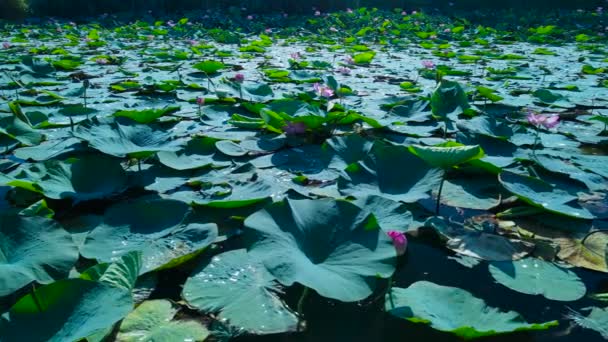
[80,251,142,292]
[489,258,586,301]
[353,195,413,233]
[192,60,225,74]
[431,80,470,117]
[157,136,230,171]
[338,142,443,203]
[80,197,218,274]
[183,249,298,334]
[12,156,128,202]
[117,300,209,342]
[221,79,275,102]
[0,214,79,296]
[409,143,485,169]
[499,171,594,219]
[386,281,558,339]
[244,198,396,302]
[0,279,133,342]
[113,106,180,124]
[72,117,183,158]
[166,169,277,208]
[0,116,44,146]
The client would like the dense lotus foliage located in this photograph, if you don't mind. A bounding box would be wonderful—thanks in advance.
[1,5,608,342]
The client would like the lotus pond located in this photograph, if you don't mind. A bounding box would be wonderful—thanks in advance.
[1,6,608,342]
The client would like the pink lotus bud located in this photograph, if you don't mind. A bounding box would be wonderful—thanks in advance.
[234,73,245,83]
[387,231,407,256]
[421,60,435,69]
[196,97,205,106]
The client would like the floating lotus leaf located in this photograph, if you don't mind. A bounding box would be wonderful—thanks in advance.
[386,281,558,339]
[183,249,298,334]
[0,214,79,296]
[117,300,209,342]
[244,198,396,302]
[489,258,586,301]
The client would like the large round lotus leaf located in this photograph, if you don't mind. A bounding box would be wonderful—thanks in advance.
[244,198,396,302]
[0,214,79,296]
[353,195,413,232]
[81,197,218,274]
[430,80,470,117]
[489,258,586,301]
[157,136,230,171]
[72,117,183,158]
[113,106,180,124]
[338,143,443,203]
[499,171,594,219]
[386,281,558,339]
[182,249,298,334]
[409,143,484,169]
[17,156,127,202]
[117,299,209,342]
[1,279,133,342]
[0,116,44,146]
[324,134,374,170]
[436,176,500,210]
[221,80,275,102]
[13,138,85,161]
[446,233,534,261]
[192,60,225,74]
[80,251,142,292]
[166,170,276,208]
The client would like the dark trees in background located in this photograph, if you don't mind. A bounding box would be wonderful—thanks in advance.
[0,0,605,18]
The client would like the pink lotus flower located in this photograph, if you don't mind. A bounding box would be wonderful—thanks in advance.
[283,13,288,18]
[337,67,351,75]
[346,8,353,14]
[265,28,272,33]
[167,20,176,27]
[290,52,302,60]
[95,58,109,65]
[344,55,355,64]
[247,15,254,20]
[234,73,245,83]
[401,11,407,15]
[314,10,321,16]
[527,112,560,129]
[444,28,451,33]
[387,231,407,256]
[329,26,338,32]
[2,42,11,49]
[188,39,198,45]
[283,121,307,135]
[421,60,435,69]
[196,97,205,106]
[412,10,418,14]
[313,83,335,98]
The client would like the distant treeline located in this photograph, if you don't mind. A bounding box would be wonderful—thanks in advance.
[1,0,605,18]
